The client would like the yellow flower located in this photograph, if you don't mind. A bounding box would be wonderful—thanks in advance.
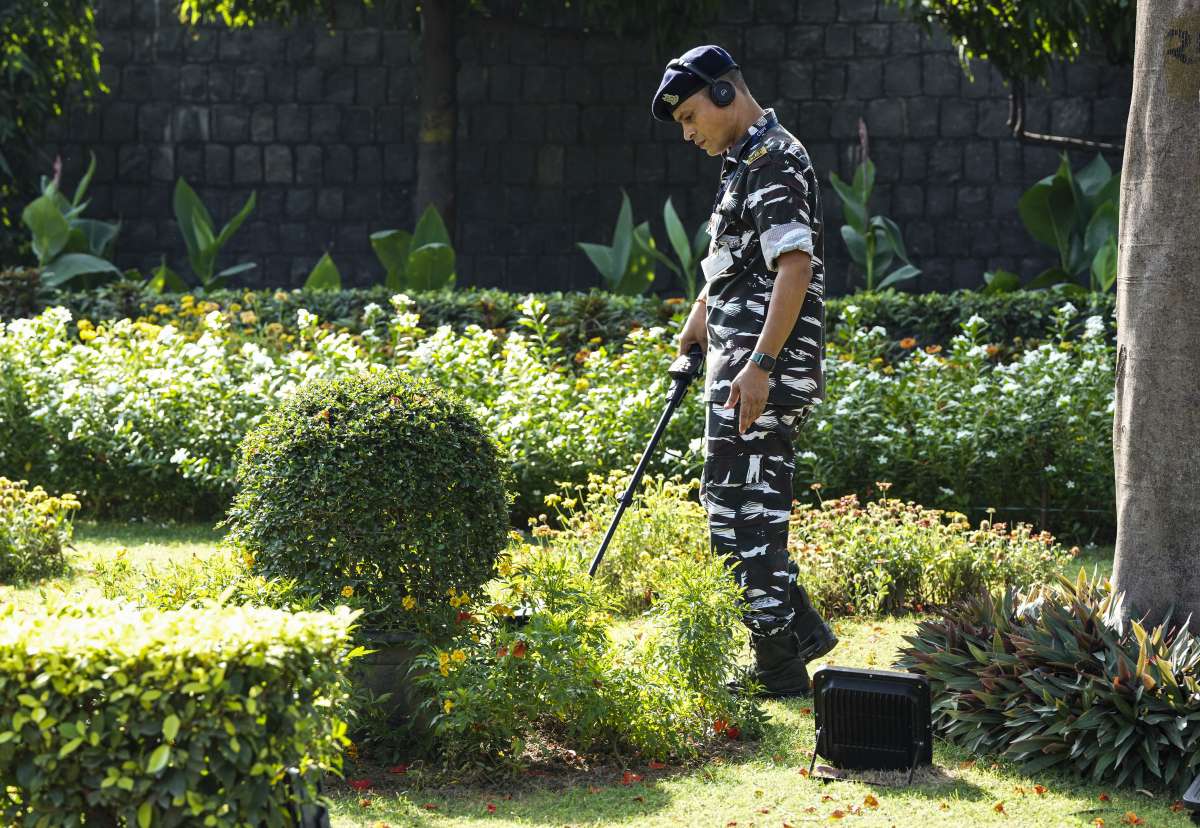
[443,698,454,714]
[341,585,354,598]
[239,310,258,325]
[180,294,195,307]
[229,302,242,312]
[274,290,288,302]
[402,595,416,610]
[451,649,466,662]
[79,328,97,342]
[575,378,590,392]
[490,603,514,618]
[77,318,93,330]
[153,303,173,315]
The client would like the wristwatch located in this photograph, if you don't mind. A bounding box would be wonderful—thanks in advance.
[749,351,776,373]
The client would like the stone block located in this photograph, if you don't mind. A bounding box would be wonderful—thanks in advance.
[251,105,274,143]
[855,24,889,55]
[356,67,387,107]
[285,190,314,220]
[963,141,996,183]
[1050,98,1091,136]
[266,70,295,103]
[746,24,786,59]
[213,104,250,142]
[510,104,545,142]
[317,188,344,221]
[344,107,376,143]
[864,98,905,137]
[788,24,824,53]
[940,99,976,136]
[779,60,814,99]
[838,0,877,21]
[346,31,380,65]
[277,104,308,142]
[813,63,847,99]
[233,145,262,184]
[176,145,204,182]
[388,68,418,104]
[180,65,207,102]
[310,104,341,142]
[927,141,963,182]
[264,145,292,183]
[355,146,382,184]
[296,67,323,103]
[824,25,854,57]
[138,102,171,142]
[314,30,344,66]
[890,22,921,53]
[926,184,955,217]
[956,185,989,218]
[383,143,415,183]
[325,67,356,105]
[324,145,354,184]
[883,55,921,97]
[296,144,322,184]
[206,144,232,184]
[846,59,883,98]
[922,53,960,96]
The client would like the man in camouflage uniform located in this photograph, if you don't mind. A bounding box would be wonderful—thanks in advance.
[651,44,837,698]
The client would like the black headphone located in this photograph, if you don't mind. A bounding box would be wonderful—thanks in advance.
[668,56,738,108]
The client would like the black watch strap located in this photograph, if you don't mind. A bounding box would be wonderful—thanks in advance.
[750,351,776,372]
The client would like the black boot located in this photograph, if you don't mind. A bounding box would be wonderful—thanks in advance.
[788,579,838,664]
[746,630,812,699]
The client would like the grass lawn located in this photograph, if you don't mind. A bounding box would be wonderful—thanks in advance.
[9,526,1194,827]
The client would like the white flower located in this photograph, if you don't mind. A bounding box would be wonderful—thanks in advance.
[971,383,988,395]
[1044,464,1057,473]
[362,302,384,325]
[1065,480,1076,489]
[296,308,317,329]
[170,447,190,464]
[1084,315,1106,339]
[985,450,998,458]
[938,486,955,496]
[1058,301,1078,317]
[798,450,818,461]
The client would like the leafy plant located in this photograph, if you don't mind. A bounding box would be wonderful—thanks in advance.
[639,196,710,301]
[20,152,123,289]
[1015,152,1120,294]
[303,251,342,291]
[898,569,1200,793]
[830,126,920,292]
[577,188,658,296]
[167,176,257,292]
[371,204,458,291]
[412,546,763,770]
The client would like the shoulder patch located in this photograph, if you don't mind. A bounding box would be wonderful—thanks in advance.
[744,144,770,166]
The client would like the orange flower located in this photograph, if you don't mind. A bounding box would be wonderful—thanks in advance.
[899,337,917,349]
[512,640,527,658]
[830,810,846,819]
[1033,784,1047,796]
[497,645,509,658]
[986,344,1001,357]
[993,802,1005,814]
[1122,814,1143,825]
[621,771,643,785]
[925,344,943,354]
[348,779,372,791]
[1099,793,1111,802]
[864,795,879,808]
[486,803,497,813]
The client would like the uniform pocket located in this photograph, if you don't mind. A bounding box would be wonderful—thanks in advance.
[700,453,793,527]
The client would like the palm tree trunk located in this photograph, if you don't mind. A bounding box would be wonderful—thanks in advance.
[1112,0,1200,634]
[414,0,456,240]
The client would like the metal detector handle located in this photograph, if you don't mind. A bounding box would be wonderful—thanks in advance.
[666,342,706,404]
[586,342,705,578]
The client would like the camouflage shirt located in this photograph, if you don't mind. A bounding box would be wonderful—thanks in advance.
[702,107,825,409]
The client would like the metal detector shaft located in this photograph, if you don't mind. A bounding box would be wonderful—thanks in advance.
[587,342,704,578]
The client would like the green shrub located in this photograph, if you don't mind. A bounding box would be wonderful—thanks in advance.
[0,477,78,585]
[897,571,1200,793]
[525,470,712,614]
[412,547,763,770]
[223,369,512,632]
[792,488,1072,617]
[0,597,361,825]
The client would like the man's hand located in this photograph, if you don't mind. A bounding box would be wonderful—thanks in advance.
[677,301,708,355]
[724,362,770,433]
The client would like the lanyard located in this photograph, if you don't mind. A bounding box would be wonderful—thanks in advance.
[711,110,778,217]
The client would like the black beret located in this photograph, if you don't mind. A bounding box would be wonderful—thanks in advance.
[650,44,738,123]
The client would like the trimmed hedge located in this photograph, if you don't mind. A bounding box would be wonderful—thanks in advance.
[2,274,1117,355]
[0,599,361,826]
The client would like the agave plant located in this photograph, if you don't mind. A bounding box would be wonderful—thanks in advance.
[897,569,1200,793]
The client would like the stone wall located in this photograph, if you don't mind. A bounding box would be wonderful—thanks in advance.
[40,0,1132,295]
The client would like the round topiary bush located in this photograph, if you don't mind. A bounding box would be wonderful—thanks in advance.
[223,369,512,630]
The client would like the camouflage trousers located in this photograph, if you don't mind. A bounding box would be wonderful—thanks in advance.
[698,397,813,637]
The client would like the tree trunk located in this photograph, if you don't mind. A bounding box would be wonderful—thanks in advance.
[1112,1,1200,634]
[414,0,456,241]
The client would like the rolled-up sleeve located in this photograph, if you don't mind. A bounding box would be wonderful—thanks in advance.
[744,151,814,271]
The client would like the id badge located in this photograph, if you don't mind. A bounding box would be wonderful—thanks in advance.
[701,245,734,282]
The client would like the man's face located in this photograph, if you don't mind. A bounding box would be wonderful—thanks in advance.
[672,91,730,157]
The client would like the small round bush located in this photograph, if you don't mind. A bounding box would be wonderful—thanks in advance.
[223,369,512,630]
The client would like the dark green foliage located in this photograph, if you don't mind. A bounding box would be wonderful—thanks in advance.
[16,284,1120,354]
[884,0,1134,87]
[897,571,1200,793]
[223,369,513,631]
[0,0,107,264]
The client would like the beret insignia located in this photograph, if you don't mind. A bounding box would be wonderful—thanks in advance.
[662,92,679,105]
